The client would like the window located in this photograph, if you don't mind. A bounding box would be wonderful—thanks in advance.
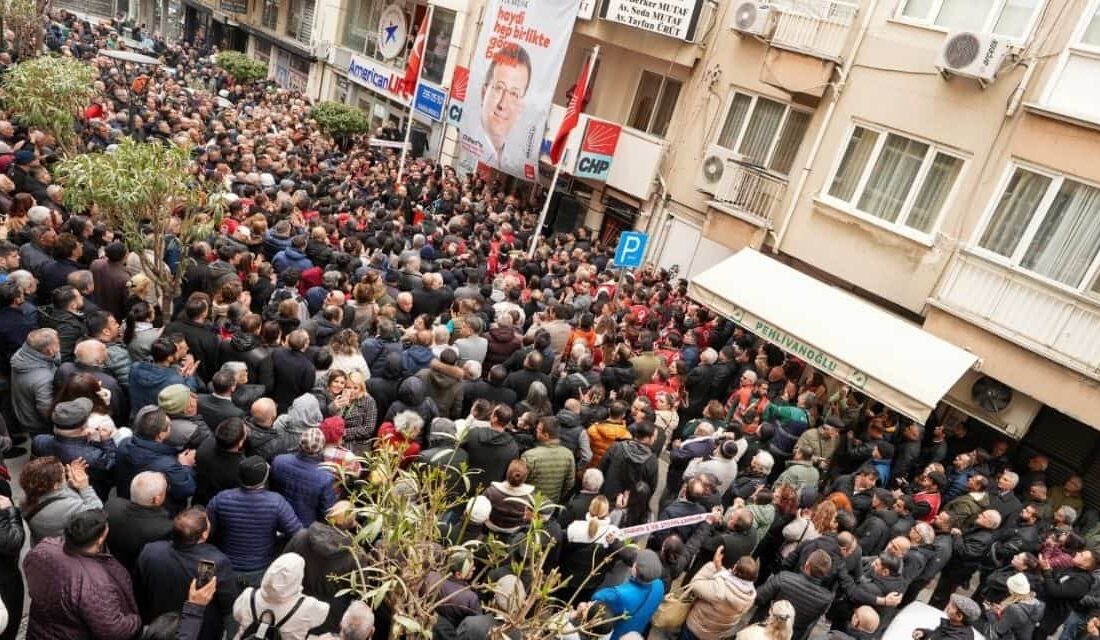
[1043,1,1100,122]
[285,0,313,43]
[261,0,279,30]
[897,0,1041,39]
[627,71,681,137]
[976,165,1100,293]
[715,91,811,175]
[824,124,963,238]
[422,8,456,85]
[254,40,272,64]
[341,0,379,54]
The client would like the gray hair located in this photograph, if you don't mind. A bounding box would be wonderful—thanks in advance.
[221,361,248,374]
[1057,505,1078,526]
[67,270,94,294]
[463,360,482,380]
[8,269,34,293]
[581,468,604,492]
[753,450,775,473]
[27,205,50,225]
[74,339,107,367]
[131,471,168,506]
[432,325,450,344]
[26,328,58,352]
[913,522,935,545]
[700,348,718,365]
[394,410,424,438]
[339,600,375,640]
[1000,470,1019,489]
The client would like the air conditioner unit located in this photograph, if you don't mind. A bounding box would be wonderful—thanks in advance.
[935,31,1010,86]
[942,371,1041,440]
[695,144,741,195]
[730,1,774,37]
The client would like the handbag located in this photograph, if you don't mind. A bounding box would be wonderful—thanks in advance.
[650,584,695,630]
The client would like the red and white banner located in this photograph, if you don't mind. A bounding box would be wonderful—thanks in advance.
[459,0,581,181]
[446,65,469,128]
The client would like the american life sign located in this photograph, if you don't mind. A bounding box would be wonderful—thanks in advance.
[600,0,706,41]
[347,55,410,105]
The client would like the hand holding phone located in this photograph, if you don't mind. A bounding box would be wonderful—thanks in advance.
[196,559,217,588]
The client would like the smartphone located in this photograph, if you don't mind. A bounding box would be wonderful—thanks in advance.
[196,559,217,588]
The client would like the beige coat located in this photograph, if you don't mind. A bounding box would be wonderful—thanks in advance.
[686,563,756,640]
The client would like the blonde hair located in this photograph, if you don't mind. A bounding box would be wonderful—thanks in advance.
[587,494,610,538]
[764,600,795,640]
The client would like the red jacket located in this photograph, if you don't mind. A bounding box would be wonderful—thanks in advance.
[377,422,421,466]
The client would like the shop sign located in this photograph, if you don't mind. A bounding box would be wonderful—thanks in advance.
[347,55,410,105]
[219,0,247,14]
[377,4,408,60]
[446,66,468,127]
[578,0,596,19]
[414,82,447,122]
[600,0,705,41]
[575,119,621,181]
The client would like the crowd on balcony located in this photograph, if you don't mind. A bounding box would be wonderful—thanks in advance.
[0,8,1097,640]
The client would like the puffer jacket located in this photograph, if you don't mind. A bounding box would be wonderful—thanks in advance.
[115,437,196,515]
[284,522,366,632]
[219,332,275,394]
[207,488,302,572]
[262,231,292,261]
[482,481,535,534]
[483,326,521,369]
[686,563,756,640]
[232,553,329,640]
[36,304,86,362]
[11,344,58,435]
[586,419,631,469]
[246,423,300,461]
[754,570,834,640]
[520,442,575,504]
[272,247,313,275]
[270,453,337,527]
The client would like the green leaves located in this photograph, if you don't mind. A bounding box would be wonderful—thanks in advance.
[310,101,372,139]
[215,51,268,85]
[1,54,96,151]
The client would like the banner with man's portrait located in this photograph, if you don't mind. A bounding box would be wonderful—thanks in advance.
[458,0,580,181]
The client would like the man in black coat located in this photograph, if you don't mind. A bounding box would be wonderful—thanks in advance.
[686,506,757,577]
[599,420,659,499]
[755,549,836,640]
[462,405,519,494]
[194,418,246,505]
[929,509,1000,609]
[271,330,317,413]
[196,371,245,432]
[135,507,239,640]
[1037,548,1098,639]
[461,364,517,415]
[503,351,551,401]
[164,297,222,381]
[105,470,174,575]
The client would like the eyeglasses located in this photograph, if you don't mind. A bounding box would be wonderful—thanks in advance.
[488,81,524,105]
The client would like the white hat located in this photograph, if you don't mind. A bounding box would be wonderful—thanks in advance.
[1007,572,1031,596]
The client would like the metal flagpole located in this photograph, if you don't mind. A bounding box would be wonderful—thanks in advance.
[527,45,600,259]
[397,3,434,183]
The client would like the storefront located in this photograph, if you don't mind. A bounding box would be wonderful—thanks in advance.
[342,54,445,159]
[243,26,316,94]
[689,248,980,424]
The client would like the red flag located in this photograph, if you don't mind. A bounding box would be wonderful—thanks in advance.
[401,11,430,98]
[549,58,591,165]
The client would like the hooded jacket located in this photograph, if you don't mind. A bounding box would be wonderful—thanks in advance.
[274,394,324,436]
[284,522,366,632]
[128,362,201,419]
[24,486,103,546]
[231,553,329,640]
[483,326,521,369]
[272,247,314,275]
[984,598,1044,640]
[401,344,434,377]
[262,231,292,261]
[383,377,439,440]
[686,563,756,640]
[416,360,466,420]
[556,409,592,468]
[10,344,58,435]
[599,439,659,499]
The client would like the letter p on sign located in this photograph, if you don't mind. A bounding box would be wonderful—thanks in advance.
[614,232,649,269]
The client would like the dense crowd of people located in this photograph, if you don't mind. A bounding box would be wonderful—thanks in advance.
[0,8,1097,640]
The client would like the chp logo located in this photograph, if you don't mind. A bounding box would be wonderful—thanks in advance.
[574,119,622,181]
[446,66,469,128]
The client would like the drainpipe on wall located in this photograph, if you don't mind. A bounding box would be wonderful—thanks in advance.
[644,173,670,261]
[771,0,881,255]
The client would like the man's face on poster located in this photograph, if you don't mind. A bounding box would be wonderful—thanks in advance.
[481,60,529,150]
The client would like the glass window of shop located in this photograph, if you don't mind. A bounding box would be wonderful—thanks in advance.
[262,0,279,29]
[342,0,456,83]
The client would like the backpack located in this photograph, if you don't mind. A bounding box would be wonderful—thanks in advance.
[241,589,305,640]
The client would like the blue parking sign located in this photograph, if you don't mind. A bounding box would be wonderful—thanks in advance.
[613,232,649,269]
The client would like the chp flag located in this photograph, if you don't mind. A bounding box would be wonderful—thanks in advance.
[574,118,622,181]
[458,0,581,181]
[446,65,469,127]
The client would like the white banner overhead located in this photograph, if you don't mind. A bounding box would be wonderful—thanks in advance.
[600,0,706,41]
[458,0,581,181]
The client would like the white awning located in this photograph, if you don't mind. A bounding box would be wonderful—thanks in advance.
[689,249,980,424]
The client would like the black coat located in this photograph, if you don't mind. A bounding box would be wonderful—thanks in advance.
[284,522,367,633]
[104,496,173,575]
[193,439,243,505]
[460,379,517,416]
[271,348,317,412]
[196,394,244,433]
[164,318,221,381]
[755,570,834,640]
[462,428,518,494]
[599,439,658,499]
[503,368,551,403]
[135,540,239,640]
[36,304,86,363]
[218,333,275,394]
[0,502,25,640]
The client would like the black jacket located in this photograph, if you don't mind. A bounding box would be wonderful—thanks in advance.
[460,379,517,416]
[284,522,366,633]
[855,509,899,557]
[462,428,519,494]
[945,527,995,578]
[755,570,834,640]
[245,422,299,462]
[503,368,552,402]
[104,496,173,575]
[218,333,274,394]
[271,348,317,413]
[135,540,239,640]
[36,304,86,363]
[599,439,658,499]
[164,318,221,381]
[193,439,243,505]
[196,395,244,433]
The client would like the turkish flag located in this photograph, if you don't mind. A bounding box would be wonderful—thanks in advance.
[549,59,590,165]
[401,12,430,98]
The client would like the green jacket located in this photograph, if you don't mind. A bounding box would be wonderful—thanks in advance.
[795,428,839,466]
[774,459,820,493]
[762,403,809,425]
[521,442,576,505]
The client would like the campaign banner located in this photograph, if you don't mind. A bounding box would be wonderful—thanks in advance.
[446,65,469,128]
[575,119,622,181]
[618,513,709,539]
[458,0,581,181]
[600,0,705,41]
[415,82,447,121]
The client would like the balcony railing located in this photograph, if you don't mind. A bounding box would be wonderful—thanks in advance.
[770,0,859,62]
[932,253,1100,380]
[709,161,788,228]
